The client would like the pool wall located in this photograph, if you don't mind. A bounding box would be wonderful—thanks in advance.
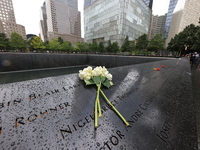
[0,53,168,72]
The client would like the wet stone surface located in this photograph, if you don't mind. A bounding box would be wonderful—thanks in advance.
[0,58,197,150]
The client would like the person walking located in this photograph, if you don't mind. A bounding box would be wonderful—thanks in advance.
[190,53,196,66]
[195,52,199,64]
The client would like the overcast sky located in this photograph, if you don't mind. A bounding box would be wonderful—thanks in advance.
[12,0,170,38]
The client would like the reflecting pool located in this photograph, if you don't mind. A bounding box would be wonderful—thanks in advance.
[0,65,87,84]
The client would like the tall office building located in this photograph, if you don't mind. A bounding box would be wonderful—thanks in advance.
[40,0,83,43]
[164,0,178,38]
[166,0,200,45]
[84,0,152,46]
[149,14,167,39]
[84,0,97,9]
[143,0,153,9]
[0,0,26,40]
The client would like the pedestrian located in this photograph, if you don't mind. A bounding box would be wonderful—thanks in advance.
[190,53,196,66]
[195,52,199,64]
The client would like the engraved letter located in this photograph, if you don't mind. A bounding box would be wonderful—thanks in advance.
[110,135,119,146]
[60,125,72,139]
[16,117,25,127]
[0,103,4,109]
[116,130,125,139]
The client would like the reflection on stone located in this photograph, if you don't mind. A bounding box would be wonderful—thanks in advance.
[0,57,197,149]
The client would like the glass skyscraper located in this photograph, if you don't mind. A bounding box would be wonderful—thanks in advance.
[84,0,152,46]
[164,0,178,38]
[84,0,97,9]
[143,0,153,9]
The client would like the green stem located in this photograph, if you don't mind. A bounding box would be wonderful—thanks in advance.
[95,97,98,128]
[100,89,129,126]
[96,83,102,117]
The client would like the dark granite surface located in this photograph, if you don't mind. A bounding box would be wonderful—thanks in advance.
[0,57,198,150]
[191,61,200,150]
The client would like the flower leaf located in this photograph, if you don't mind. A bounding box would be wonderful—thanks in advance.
[93,76,101,84]
[109,81,114,86]
[100,76,106,83]
[84,79,95,85]
[102,79,113,88]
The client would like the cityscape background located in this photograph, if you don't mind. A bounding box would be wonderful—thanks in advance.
[12,0,169,37]
[1,0,200,54]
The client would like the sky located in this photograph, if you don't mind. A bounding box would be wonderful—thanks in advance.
[12,0,170,38]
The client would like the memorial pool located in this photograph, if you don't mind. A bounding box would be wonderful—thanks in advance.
[0,65,87,84]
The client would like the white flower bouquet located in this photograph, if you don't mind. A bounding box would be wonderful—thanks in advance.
[79,66,129,128]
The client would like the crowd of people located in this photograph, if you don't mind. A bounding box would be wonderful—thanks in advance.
[189,52,199,66]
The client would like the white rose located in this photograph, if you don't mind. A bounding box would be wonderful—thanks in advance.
[101,66,109,76]
[92,66,102,76]
[84,73,92,80]
[105,73,112,80]
[79,66,93,80]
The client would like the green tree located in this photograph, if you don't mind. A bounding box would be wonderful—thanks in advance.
[167,33,185,54]
[106,40,112,53]
[61,41,73,52]
[130,40,136,52]
[10,32,26,50]
[136,34,149,50]
[98,41,105,53]
[0,33,9,50]
[167,24,200,55]
[58,37,64,44]
[47,38,62,51]
[121,36,131,52]
[147,34,165,53]
[29,36,45,51]
[111,41,119,53]
[74,41,89,53]
[89,41,98,52]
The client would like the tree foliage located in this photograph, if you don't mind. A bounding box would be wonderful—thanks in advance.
[89,41,98,52]
[61,41,73,52]
[121,36,130,52]
[47,38,62,51]
[10,32,26,50]
[98,41,105,53]
[147,34,165,52]
[29,36,45,50]
[111,41,119,53]
[0,33,9,50]
[136,34,149,50]
[167,24,200,54]
[106,40,112,53]
[74,41,88,52]
[58,37,64,44]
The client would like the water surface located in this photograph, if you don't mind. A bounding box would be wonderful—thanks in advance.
[0,65,87,84]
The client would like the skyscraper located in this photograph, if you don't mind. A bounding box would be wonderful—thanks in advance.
[0,0,26,39]
[84,0,97,9]
[84,0,152,46]
[149,14,167,39]
[40,0,83,43]
[164,0,178,39]
[143,0,153,9]
[166,0,200,45]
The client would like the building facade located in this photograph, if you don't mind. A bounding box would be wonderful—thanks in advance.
[143,0,153,9]
[164,0,178,39]
[40,0,83,43]
[84,0,152,46]
[149,14,167,39]
[84,0,97,9]
[166,0,200,45]
[0,0,26,40]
